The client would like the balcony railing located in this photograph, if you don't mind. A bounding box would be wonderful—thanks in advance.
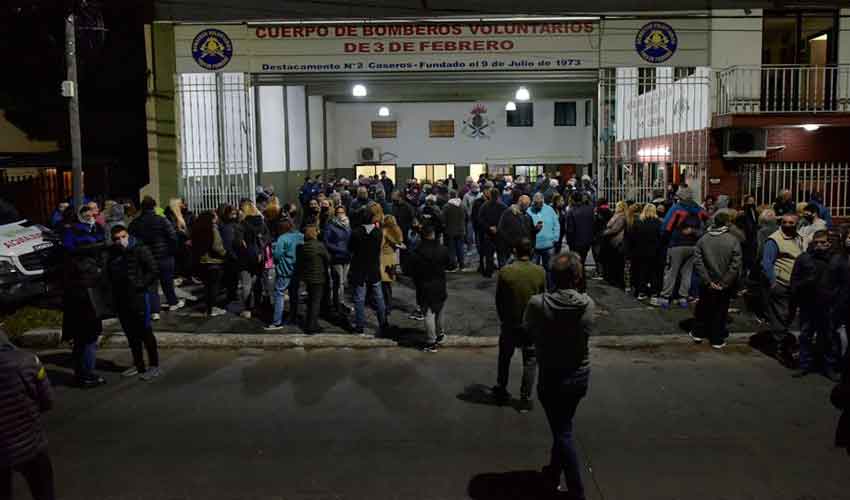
[716,64,850,115]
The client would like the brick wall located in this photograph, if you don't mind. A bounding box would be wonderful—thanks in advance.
[764,127,850,162]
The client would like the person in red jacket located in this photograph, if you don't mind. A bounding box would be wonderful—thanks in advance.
[0,329,55,500]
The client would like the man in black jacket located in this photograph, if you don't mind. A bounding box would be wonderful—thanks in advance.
[129,196,182,319]
[409,224,450,352]
[566,195,595,268]
[0,329,55,500]
[107,226,161,380]
[790,230,841,381]
[348,206,388,337]
[391,191,415,246]
[497,195,540,268]
[478,188,507,277]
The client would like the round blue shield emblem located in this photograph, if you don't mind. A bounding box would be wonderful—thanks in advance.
[191,29,233,70]
[635,22,678,64]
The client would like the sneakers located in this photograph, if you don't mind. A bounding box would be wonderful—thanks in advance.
[151,313,161,321]
[659,298,671,309]
[517,398,534,413]
[678,299,689,309]
[78,375,106,388]
[637,294,648,301]
[139,367,161,381]
[711,342,727,350]
[689,331,703,344]
[264,323,284,331]
[435,333,446,345]
[491,385,511,405]
[649,297,661,307]
[240,310,252,319]
[422,343,438,353]
[169,299,186,311]
[409,310,425,321]
[209,307,226,317]
[121,367,139,377]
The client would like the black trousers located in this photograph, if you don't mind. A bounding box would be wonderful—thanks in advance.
[381,282,393,316]
[630,256,658,296]
[305,283,324,332]
[693,284,732,345]
[1,450,56,500]
[497,326,537,400]
[203,264,224,314]
[117,307,159,371]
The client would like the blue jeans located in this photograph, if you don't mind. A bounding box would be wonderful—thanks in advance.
[534,247,554,290]
[447,235,465,269]
[799,307,840,372]
[352,281,387,332]
[72,338,98,379]
[150,256,178,313]
[272,276,291,326]
[539,379,589,500]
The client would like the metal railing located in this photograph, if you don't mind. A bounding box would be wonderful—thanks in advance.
[716,64,850,115]
[739,161,850,219]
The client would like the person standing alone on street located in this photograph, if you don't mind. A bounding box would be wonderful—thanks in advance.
[524,252,594,500]
[0,329,55,500]
[690,212,742,349]
[492,238,544,413]
[106,226,162,380]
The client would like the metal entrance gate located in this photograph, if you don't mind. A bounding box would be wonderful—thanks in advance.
[740,162,850,218]
[597,67,711,204]
[175,73,256,212]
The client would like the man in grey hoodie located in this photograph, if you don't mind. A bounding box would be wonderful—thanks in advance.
[691,212,742,348]
[524,252,594,500]
[0,329,55,500]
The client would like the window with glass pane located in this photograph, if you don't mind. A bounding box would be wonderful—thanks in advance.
[469,163,487,180]
[412,164,455,183]
[514,165,544,183]
[554,102,577,126]
[506,103,533,127]
[638,67,657,95]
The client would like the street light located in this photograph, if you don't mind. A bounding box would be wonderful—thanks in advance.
[352,84,367,97]
[505,101,517,111]
[515,87,530,101]
[802,124,820,132]
[378,106,390,117]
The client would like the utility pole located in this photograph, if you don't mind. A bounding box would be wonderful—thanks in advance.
[64,13,83,209]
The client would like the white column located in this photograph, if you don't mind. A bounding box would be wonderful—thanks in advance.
[308,95,325,171]
[286,86,308,172]
[259,86,286,173]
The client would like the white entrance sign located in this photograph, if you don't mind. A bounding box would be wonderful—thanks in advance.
[175,22,601,73]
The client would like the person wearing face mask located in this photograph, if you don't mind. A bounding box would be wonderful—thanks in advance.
[301,199,321,233]
[761,213,805,364]
[497,195,540,269]
[798,203,828,248]
[61,205,107,388]
[106,226,161,380]
[528,193,559,288]
[323,206,352,315]
[790,230,842,381]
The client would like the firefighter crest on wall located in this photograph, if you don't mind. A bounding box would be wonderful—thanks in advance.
[462,104,495,139]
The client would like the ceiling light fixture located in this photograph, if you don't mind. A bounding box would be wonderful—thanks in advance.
[515,87,530,102]
[505,101,517,111]
[378,106,390,117]
[352,84,367,97]
[802,124,820,132]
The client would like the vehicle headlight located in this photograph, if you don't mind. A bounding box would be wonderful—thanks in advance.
[0,256,18,275]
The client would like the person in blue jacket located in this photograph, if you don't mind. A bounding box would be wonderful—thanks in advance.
[528,193,561,288]
[266,219,304,330]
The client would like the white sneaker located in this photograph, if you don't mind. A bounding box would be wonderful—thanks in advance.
[689,331,703,344]
[209,307,226,317]
[649,297,661,307]
[169,299,186,311]
[121,367,139,377]
[151,313,161,321]
[240,310,252,319]
[711,342,727,350]
[140,367,161,381]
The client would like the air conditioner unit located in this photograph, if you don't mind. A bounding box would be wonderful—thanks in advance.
[723,128,768,159]
[358,147,381,163]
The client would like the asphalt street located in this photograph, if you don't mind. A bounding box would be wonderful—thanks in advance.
[18,344,848,500]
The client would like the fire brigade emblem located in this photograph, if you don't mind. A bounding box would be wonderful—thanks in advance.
[192,29,233,70]
[635,22,677,64]
[462,104,495,139]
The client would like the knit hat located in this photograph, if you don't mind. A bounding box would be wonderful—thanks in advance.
[676,186,694,202]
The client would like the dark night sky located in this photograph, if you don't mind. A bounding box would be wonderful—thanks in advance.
[0,0,152,197]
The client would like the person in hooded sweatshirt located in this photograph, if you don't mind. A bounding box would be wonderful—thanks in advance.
[409,224,450,352]
[659,186,709,308]
[690,212,742,349]
[106,225,161,380]
[798,203,828,249]
[524,252,594,500]
[129,196,182,319]
[790,230,842,381]
[0,328,55,500]
[528,192,560,288]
